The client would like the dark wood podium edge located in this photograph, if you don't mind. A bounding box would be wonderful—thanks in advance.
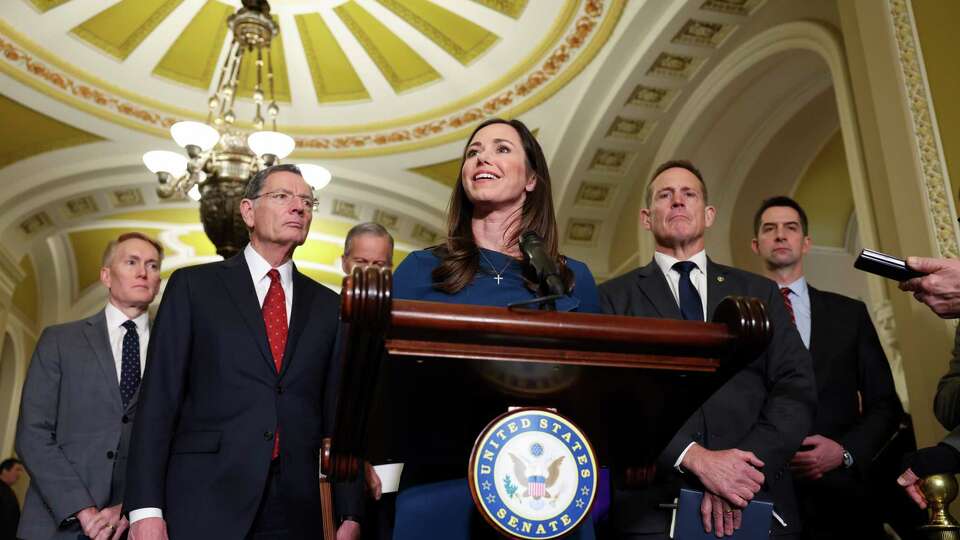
[386,339,721,371]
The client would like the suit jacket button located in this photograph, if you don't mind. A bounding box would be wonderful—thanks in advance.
[121,415,129,424]
[264,431,274,440]
[106,451,115,459]
[276,385,283,394]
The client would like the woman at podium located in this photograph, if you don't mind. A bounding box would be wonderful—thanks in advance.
[385,118,601,539]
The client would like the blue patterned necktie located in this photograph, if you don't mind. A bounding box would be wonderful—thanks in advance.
[120,320,141,407]
[673,261,704,321]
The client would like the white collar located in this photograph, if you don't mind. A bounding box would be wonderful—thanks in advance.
[104,301,149,330]
[244,243,294,284]
[782,276,808,296]
[653,249,708,276]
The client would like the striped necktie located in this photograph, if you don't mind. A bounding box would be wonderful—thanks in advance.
[780,287,796,325]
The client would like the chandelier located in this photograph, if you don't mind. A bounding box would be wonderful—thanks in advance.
[141,0,330,258]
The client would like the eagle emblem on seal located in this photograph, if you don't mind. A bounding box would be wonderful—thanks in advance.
[509,452,565,500]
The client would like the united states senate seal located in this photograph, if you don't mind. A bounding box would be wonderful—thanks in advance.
[469,408,597,539]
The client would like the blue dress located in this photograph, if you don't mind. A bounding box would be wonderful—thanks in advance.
[393,248,601,313]
[389,248,600,540]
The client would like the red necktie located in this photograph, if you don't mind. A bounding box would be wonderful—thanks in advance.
[780,287,796,325]
[262,268,287,458]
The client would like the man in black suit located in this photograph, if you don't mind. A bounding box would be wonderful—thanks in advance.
[751,196,902,539]
[125,164,362,540]
[1,458,23,539]
[600,160,816,538]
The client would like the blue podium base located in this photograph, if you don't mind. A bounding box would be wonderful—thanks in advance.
[393,478,596,540]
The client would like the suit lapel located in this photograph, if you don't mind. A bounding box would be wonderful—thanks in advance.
[279,266,314,379]
[83,310,122,412]
[219,254,275,374]
[635,260,682,319]
[807,285,825,359]
[705,259,732,321]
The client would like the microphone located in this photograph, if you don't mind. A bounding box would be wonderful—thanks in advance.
[519,231,566,297]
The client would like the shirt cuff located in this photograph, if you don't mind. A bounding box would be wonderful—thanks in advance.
[674,442,697,472]
[129,508,163,524]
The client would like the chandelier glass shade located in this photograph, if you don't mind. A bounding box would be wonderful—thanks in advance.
[142,0,329,258]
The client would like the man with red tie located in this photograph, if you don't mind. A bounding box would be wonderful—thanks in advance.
[125,164,362,540]
[751,196,902,539]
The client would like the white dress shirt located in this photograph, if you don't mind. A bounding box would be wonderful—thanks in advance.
[653,249,708,321]
[129,244,294,525]
[653,250,708,470]
[104,302,149,383]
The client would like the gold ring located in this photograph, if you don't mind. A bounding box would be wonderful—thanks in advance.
[724,511,733,515]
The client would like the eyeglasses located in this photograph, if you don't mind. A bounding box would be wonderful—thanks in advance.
[250,190,319,210]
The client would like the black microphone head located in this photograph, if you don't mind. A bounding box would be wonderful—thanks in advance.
[520,231,543,250]
[519,231,541,262]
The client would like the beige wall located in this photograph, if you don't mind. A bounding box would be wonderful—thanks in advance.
[793,131,854,249]
[912,0,960,191]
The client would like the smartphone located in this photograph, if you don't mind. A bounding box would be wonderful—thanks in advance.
[854,249,926,281]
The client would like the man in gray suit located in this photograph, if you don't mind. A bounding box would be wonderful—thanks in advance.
[16,232,162,539]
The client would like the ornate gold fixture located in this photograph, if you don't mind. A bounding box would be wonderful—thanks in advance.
[919,473,960,540]
[142,0,330,258]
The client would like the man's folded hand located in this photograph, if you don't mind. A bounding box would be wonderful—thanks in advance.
[682,444,765,508]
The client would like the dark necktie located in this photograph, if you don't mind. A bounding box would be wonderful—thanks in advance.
[120,320,140,407]
[780,287,796,325]
[673,261,704,321]
[262,269,288,459]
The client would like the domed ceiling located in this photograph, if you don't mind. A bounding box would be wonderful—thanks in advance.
[2,0,844,329]
[3,0,619,156]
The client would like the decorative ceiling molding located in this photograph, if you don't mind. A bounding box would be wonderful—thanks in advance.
[0,0,624,157]
[888,0,959,259]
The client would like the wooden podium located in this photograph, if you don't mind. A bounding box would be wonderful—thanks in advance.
[320,267,772,536]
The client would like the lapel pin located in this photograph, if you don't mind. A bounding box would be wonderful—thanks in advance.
[717,275,725,283]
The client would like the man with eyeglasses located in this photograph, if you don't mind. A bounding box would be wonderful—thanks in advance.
[125,164,362,540]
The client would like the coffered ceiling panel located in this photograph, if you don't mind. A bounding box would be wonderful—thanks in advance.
[334,1,441,94]
[471,0,527,19]
[153,0,233,89]
[409,157,462,188]
[71,0,186,61]
[0,95,103,169]
[26,0,71,12]
[295,13,370,104]
[378,0,499,66]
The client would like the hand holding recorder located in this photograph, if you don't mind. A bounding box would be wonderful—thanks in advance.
[855,248,960,318]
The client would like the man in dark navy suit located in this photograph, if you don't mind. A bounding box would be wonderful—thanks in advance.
[751,196,902,539]
[600,160,816,539]
[125,164,361,540]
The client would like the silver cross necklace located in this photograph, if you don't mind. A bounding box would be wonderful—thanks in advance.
[478,249,514,285]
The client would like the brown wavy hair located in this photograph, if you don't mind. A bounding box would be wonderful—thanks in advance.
[431,118,574,294]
